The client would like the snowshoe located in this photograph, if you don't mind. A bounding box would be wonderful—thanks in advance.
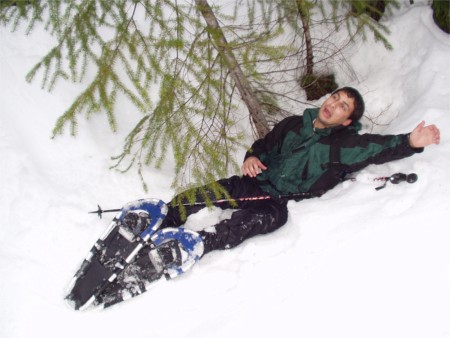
[65,198,168,310]
[65,198,204,310]
[94,227,204,309]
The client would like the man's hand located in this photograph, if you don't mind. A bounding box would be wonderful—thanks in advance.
[409,121,441,148]
[241,156,267,177]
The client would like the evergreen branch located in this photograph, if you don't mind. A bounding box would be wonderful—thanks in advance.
[4,0,397,196]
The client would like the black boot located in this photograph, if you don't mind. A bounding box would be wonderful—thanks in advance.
[148,240,183,273]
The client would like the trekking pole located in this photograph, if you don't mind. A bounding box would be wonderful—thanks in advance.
[374,172,418,191]
[188,191,316,206]
[88,192,314,218]
[88,173,418,217]
[88,205,121,219]
[347,172,418,190]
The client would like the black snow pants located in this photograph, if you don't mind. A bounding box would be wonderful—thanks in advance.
[161,175,289,255]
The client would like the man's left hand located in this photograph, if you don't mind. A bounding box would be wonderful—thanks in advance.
[409,121,440,148]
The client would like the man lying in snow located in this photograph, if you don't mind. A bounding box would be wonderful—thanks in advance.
[160,87,441,256]
[66,87,441,310]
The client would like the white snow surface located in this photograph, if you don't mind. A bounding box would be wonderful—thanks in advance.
[1,3,449,338]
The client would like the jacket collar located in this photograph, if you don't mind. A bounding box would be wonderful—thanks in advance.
[305,108,361,136]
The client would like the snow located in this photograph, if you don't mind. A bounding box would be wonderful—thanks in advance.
[1,2,449,338]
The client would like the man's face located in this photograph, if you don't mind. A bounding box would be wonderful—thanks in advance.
[316,91,355,129]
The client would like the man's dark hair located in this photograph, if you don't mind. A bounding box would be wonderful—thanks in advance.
[334,87,365,123]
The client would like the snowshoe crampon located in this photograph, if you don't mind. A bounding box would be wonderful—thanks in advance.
[65,199,204,310]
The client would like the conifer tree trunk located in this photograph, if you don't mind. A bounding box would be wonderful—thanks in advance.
[296,0,314,76]
[195,0,270,138]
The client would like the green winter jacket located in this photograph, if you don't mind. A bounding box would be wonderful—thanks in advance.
[245,108,422,197]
